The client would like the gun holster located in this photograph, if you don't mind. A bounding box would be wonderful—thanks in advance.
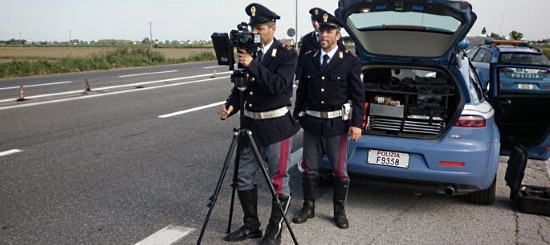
[341,103,352,121]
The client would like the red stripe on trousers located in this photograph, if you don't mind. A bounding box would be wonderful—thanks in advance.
[336,133,347,180]
[274,138,290,194]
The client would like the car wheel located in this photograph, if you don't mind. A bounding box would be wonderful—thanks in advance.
[467,176,496,205]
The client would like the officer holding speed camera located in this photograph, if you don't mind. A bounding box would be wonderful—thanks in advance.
[217,3,299,244]
[293,11,364,230]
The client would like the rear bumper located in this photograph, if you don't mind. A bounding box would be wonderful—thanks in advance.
[321,171,481,195]
[320,134,500,194]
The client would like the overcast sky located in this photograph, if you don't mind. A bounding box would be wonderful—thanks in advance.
[1,0,548,42]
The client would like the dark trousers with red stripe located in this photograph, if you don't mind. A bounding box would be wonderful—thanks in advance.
[302,131,349,180]
[237,137,293,196]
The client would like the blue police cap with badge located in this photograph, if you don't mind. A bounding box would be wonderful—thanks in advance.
[318,12,344,31]
[309,7,327,21]
[245,3,280,26]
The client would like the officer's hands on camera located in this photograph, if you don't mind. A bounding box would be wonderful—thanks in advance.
[236,48,254,67]
[229,22,261,68]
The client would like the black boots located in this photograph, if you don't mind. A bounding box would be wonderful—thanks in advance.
[333,179,350,229]
[292,175,318,224]
[224,187,262,242]
[260,195,291,245]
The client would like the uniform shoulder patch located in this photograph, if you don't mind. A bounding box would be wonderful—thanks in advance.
[345,50,358,57]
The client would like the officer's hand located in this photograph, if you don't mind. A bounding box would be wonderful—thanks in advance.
[218,105,234,119]
[295,79,300,85]
[237,49,253,67]
[349,126,362,142]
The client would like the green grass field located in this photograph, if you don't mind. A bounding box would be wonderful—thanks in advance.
[0,46,216,78]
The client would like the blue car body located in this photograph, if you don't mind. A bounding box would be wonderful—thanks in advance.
[319,0,501,204]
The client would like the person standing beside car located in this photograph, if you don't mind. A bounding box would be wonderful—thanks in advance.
[217,3,300,245]
[296,7,346,85]
[292,11,364,229]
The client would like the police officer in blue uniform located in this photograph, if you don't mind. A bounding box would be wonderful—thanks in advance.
[218,3,299,244]
[292,11,364,229]
[296,7,346,85]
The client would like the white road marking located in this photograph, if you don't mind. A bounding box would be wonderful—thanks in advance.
[203,65,226,69]
[0,81,73,90]
[119,70,178,78]
[0,76,228,111]
[158,101,225,118]
[1,72,233,103]
[135,225,194,245]
[0,149,23,157]
[0,89,90,102]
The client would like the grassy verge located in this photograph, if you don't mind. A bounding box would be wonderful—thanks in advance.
[0,46,216,79]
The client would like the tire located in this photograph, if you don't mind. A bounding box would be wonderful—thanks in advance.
[467,176,496,205]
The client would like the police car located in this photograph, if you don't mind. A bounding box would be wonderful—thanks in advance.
[318,0,501,204]
[467,39,549,89]
[467,39,550,160]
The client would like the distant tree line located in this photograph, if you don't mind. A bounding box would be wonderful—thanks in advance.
[0,38,213,47]
[486,30,549,44]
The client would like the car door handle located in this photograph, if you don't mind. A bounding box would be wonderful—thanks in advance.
[500,99,512,105]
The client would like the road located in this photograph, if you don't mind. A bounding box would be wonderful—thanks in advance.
[0,62,549,245]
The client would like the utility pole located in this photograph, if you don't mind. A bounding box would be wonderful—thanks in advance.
[499,12,505,38]
[19,32,22,47]
[68,29,72,47]
[295,0,298,47]
[149,21,153,49]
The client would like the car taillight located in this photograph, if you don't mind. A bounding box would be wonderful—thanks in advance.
[500,68,514,73]
[439,161,465,167]
[538,70,549,75]
[454,115,486,127]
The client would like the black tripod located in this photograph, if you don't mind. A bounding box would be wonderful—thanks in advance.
[197,69,298,245]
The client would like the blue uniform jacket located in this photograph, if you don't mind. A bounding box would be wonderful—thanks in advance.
[293,48,365,136]
[226,39,300,147]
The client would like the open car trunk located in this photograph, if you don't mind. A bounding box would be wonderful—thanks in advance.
[362,66,460,138]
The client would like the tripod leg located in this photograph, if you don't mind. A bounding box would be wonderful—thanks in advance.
[245,130,299,245]
[197,130,239,245]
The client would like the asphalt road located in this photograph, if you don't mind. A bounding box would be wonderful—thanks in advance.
[0,62,549,245]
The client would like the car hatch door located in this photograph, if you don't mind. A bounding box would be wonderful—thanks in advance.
[488,63,550,158]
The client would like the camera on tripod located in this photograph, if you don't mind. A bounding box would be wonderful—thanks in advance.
[230,22,261,54]
[211,22,262,89]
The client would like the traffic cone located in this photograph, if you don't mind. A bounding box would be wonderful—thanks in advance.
[16,85,26,101]
[211,70,216,78]
[84,79,91,91]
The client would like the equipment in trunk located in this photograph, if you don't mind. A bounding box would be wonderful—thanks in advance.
[362,68,457,137]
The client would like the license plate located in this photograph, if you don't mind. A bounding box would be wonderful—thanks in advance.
[518,83,534,89]
[367,149,410,168]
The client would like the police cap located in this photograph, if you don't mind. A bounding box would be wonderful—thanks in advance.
[309,7,327,21]
[318,12,344,31]
[245,3,280,26]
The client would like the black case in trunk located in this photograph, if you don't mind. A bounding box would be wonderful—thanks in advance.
[504,145,550,216]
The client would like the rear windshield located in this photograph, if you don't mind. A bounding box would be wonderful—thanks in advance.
[348,11,461,34]
[499,53,549,66]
